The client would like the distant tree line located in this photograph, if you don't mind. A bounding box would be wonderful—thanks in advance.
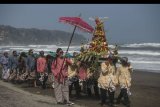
[0,25,87,45]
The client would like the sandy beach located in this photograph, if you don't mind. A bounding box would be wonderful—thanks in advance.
[0,69,160,107]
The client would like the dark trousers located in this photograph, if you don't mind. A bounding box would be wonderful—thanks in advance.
[87,87,92,96]
[69,79,80,97]
[100,88,116,105]
[108,90,115,105]
[42,75,48,89]
[117,88,130,105]
[94,82,100,98]
[100,88,107,105]
[87,80,99,97]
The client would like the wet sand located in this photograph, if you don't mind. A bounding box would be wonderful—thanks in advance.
[1,69,160,107]
[0,80,83,107]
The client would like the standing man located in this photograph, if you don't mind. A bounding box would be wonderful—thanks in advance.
[37,51,48,89]
[8,50,19,82]
[0,52,9,81]
[51,48,74,106]
[116,57,133,107]
[98,55,118,107]
[18,52,28,82]
[26,49,36,87]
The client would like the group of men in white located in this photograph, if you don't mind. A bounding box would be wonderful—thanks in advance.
[97,55,133,107]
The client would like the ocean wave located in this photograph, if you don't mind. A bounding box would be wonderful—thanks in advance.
[121,43,160,48]
[28,45,57,48]
[119,50,160,56]
[131,62,160,71]
[0,46,27,48]
[59,46,81,49]
[130,60,160,64]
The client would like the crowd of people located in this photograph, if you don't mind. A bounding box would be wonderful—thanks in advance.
[0,48,133,107]
[0,49,53,88]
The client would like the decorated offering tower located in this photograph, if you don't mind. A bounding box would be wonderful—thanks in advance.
[74,17,113,72]
[88,17,109,54]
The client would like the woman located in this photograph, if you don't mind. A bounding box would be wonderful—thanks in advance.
[116,57,133,107]
[51,48,74,106]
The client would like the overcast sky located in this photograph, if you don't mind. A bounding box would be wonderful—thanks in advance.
[0,4,160,44]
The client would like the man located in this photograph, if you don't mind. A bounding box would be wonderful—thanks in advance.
[86,66,100,98]
[17,52,28,82]
[8,51,19,82]
[26,49,36,87]
[98,55,118,107]
[116,57,133,107]
[37,51,48,89]
[46,54,55,88]
[51,48,74,106]
[0,52,9,81]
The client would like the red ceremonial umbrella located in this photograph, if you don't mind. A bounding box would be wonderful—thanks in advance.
[58,14,94,83]
[59,15,94,53]
[59,17,94,33]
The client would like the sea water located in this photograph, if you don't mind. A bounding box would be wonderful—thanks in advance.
[0,43,160,72]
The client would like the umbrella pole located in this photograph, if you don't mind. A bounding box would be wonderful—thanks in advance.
[58,25,77,83]
[66,25,77,54]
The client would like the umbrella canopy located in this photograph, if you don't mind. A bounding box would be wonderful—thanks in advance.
[59,17,94,33]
